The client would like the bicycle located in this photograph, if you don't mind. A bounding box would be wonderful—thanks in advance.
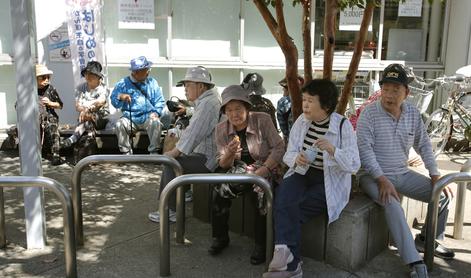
[424,66,471,156]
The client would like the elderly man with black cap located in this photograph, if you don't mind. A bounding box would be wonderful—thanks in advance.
[110,56,165,155]
[356,64,454,278]
[148,66,221,223]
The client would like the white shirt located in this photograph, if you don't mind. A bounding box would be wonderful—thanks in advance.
[284,112,361,224]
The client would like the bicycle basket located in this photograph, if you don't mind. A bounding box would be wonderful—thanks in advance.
[407,86,434,114]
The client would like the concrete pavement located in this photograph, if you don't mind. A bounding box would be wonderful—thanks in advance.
[1,150,471,277]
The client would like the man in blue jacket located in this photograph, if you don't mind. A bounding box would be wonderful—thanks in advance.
[111,56,165,154]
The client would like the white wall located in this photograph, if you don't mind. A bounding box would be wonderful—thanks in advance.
[444,0,471,75]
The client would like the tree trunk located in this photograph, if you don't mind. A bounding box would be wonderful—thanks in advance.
[323,0,338,80]
[302,0,313,83]
[337,1,375,115]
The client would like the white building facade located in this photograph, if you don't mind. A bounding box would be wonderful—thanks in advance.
[0,0,470,127]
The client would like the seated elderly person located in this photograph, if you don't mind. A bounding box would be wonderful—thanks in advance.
[209,85,284,265]
[356,64,454,278]
[264,79,360,278]
[110,56,165,155]
[148,66,221,223]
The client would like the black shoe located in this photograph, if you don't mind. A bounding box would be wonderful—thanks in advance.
[60,138,73,149]
[250,244,266,265]
[51,157,64,166]
[415,235,455,260]
[208,237,229,256]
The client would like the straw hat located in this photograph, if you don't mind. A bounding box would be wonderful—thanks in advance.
[35,64,53,76]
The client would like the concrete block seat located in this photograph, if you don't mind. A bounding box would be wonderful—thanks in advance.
[192,185,389,272]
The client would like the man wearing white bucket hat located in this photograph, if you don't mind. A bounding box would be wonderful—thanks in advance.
[148,66,222,223]
[35,64,64,165]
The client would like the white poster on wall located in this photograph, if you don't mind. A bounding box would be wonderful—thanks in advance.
[339,6,372,31]
[118,0,155,30]
[48,24,72,62]
[66,0,105,88]
[398,0,422,17]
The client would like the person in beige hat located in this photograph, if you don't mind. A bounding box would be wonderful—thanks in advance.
[209,85,284,265]
[35,64,64,165]
[148,66,221,223]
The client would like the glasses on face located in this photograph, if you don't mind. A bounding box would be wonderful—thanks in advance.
[38,75,50,80]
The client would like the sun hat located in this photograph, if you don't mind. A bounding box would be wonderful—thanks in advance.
[379,64,409,87]
[220,85,253,112]
[241,72,266,95]
[129,56,152,71]
[176,66,215,87]
[81,61,104,78]
[35,64,53,77]
[278,75,305,88]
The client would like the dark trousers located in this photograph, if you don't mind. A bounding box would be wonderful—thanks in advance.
[274,168,327,271]
[158,153,210,211]
[40,115,60,159]
[211,186,266,247]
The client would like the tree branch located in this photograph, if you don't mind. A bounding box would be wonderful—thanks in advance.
[337,0,375,115]
[252,0,281,41]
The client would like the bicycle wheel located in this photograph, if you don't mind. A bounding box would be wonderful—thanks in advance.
[424,109,452,156]
[453,92,471,136]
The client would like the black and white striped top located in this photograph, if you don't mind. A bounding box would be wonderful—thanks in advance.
[302,117,330,170]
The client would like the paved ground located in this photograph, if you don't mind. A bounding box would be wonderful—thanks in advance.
[1,150,471,277]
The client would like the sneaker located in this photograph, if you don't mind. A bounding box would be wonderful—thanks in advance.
[268,245,294,272]
[148,209,177,223]
[415,235,455,260]
[185,190,193,203]
[263,262,302,278]
[410,263,428,278]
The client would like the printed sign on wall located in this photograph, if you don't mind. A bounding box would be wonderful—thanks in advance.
[49,24,71,62]
[118,0,155,30]
[398,0,422,17]
[339,6,372,31]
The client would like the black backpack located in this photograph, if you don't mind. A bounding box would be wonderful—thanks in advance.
[249,95,278,130]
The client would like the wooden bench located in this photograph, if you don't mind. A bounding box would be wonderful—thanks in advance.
[59,128,162,154]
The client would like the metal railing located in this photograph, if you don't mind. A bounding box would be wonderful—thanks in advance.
[0,176,77,278]
[159,173,273,277]
[453,158,471,239]
[71,154,183,246]
[425,171,471,270]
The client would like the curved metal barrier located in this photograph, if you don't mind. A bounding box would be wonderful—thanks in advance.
[425,171,471,270]
[453,158,471,239]
[159,173,273,277]
[71,154,183,246]
[0,176,77,278]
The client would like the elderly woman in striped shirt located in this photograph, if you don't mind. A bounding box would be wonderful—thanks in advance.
[264,79,360,278]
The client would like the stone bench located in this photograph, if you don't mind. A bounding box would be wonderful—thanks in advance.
[192,186,390,272]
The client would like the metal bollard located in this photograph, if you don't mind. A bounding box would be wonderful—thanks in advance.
[71,154,183,246]
[424,172,471,270]
[0,176,77,278]
[0,187,5,248]
[159,173,273,277]
[453,158,471,239]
